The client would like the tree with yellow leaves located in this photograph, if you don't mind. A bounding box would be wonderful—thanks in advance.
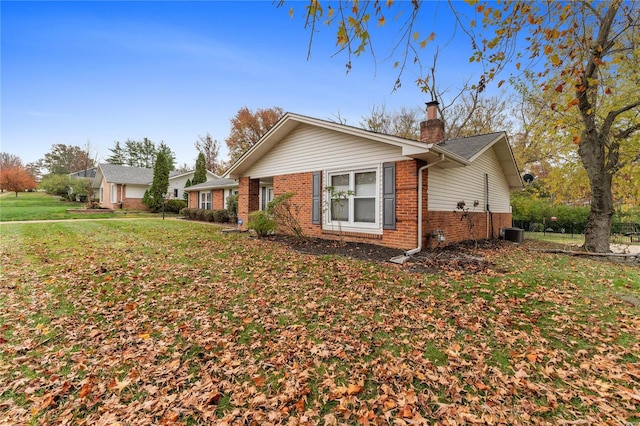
[280,0,639,252]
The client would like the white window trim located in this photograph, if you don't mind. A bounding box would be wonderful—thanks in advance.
[323,165,382,234]
[200,191,212,210]
[110,183,117,203]
[260,185,274,211]
[223,189,239,209]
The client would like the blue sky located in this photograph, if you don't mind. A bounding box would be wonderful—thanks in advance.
[1,1,485,168]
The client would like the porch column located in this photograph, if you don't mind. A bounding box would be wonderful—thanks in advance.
[238,177,260,229]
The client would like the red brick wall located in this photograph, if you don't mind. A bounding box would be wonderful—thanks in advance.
[424,211,512,247]
[238,165,512,250]
[273,172,316,235]
[213,190,224,210]
[270,163,425,251]
[123,197,146,210]
[238,177,259,229]
[105,184,149,210]
[383,160,422,250]
[188,191,197,208]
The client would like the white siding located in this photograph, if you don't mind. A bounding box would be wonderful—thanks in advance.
[169,171,215,199]
[126,185,148,198]
[170,175,191,199]
[243,124,407,178]
[428,146,512,212]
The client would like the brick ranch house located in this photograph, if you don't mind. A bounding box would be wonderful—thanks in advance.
[93,163,217,210]
[187,102,522,251]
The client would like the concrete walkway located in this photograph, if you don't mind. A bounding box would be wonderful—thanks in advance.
[0,217,173,225]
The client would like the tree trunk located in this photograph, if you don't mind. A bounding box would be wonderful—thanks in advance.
[578,133,613,253]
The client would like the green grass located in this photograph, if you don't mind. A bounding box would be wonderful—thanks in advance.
[525,230,585,245]
[0,218,639,424]
[525,230,640,247]
[0,191,168,221]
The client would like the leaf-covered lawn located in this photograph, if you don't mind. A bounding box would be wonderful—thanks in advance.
[1,220,638,425]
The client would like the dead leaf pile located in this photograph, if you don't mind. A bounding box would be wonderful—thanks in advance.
[0,221,638,425]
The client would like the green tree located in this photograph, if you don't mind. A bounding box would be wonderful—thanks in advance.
[283,0,640,253]
[108,139,176,170]
[158,142,176,171]
[184,178,192,201]
[39,174,72,198]
[192,153,207,185]
[137,138,157,169]
[106,141,126,165]
[143,150,170,212]
[39,144,94,176]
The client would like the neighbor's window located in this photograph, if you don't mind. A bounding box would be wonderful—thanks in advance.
[110,183,117,203]
[200,192,211,210]
[328,170,377,226]
[223,189,239,209]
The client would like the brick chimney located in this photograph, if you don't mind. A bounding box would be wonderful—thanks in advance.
[420,100,445,144]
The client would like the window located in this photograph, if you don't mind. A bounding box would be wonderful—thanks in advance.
[110,183,117,203]
[200,192,211,210]
[261,186,274,211]
[173,188,178,198]
[327,169,378,229]
[223,189,239,209]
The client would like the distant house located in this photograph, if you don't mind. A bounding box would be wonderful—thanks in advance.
[218,103,522,251]
[69,167,97,179]
[93,164,217,210]
[184,178,239,210]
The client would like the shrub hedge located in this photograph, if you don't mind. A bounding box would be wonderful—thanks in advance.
[179,208,230,223]
[165,199,187,213]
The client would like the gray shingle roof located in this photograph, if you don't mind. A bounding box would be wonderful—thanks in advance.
[436,132,504,161]
[98,163,180,185]
[185,178,238,191]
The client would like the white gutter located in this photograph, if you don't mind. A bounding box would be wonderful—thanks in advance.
[405,153,446,256]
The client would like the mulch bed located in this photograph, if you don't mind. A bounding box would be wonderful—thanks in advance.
[268,234,512,274]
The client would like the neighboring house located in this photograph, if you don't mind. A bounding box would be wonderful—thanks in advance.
[184,177,239,210]
[170,170,219,200]
[69,167,97,179]
[222,102,522,251]
[68,167,97,202]
[93,164,216,210]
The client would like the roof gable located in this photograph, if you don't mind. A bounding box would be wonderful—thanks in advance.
[437,132,504,161]
[225,113,447,178]
[224,112,522,189]
[184,177,238,191]
[96,163,185,186]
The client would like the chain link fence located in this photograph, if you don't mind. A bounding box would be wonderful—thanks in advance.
[513,220,640,244]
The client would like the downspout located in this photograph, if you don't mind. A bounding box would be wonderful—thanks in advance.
[405,153,445,256]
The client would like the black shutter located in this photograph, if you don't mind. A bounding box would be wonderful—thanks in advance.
[383,163,396,229]
[312,171,321,225]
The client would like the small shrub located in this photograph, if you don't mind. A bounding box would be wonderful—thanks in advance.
[181,208,196,219]
[204,210,216,222]
[226,194,238,223]
[213,209,230,223]
[195,209,207,221]
[165,199,187,213]
[248,211,276,238]
[267,192,304,238]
